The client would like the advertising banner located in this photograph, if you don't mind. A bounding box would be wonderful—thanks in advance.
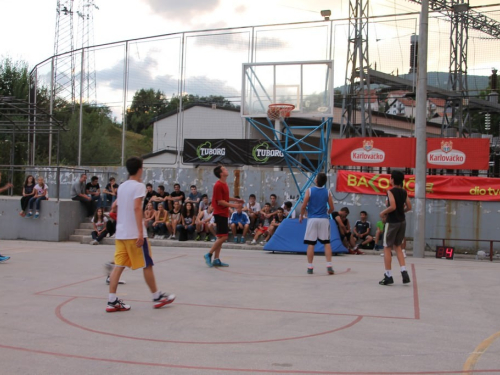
[331,137,415,168]
[183,139,287,165]
[331,138,490,170]
[426,138,490,170]
[336,170,500,201]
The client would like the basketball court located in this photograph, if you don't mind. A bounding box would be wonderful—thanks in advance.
[0,240,499,374]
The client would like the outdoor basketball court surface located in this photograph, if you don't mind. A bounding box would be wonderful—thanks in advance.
[0,240,499,375]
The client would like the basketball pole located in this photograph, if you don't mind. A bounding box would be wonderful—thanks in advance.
[413,0,429,258]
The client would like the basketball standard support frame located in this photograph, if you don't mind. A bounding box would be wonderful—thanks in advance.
[245,116,333,215]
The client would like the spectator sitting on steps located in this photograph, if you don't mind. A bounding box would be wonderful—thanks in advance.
[90,207,108,245]
[19,175,35,217]
[86,176,102,210]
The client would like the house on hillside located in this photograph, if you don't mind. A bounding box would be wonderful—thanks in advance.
[386,91,446,120]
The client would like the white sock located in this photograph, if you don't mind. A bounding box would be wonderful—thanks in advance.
[385,270,392,277]
[152,290,161,300]
[326,262,332,267]
[401,266,407,272]
[308,263,313,269]
[108,293,117,303]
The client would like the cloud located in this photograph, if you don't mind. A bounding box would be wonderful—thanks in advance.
[144,0,222,21]
[192,33,288,50]
[96,55,239,99]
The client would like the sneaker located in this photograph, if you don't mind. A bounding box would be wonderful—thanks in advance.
[210,237,215,242]
[204,235,210,242]
[195,234,201,241]
[327,266,334,275]
[233,237,238,243]
[153,292,176,309]
[240,237,246,244]
[26,212,33,218]
[379,274,394,286]
[307,268,313,275]
[160,235,166,239]
[348,248,356,254]
[250,240,257,245]
[401,270,411,284]
[355,249,365,255]
[34,212,40,219]
[19,211,26,217]
[0,255,10,263]
[259,240,267,245]
[212,259,229,267]
[105,276,126,285]
[204,253,213,267]
[93,240,99,245]
[170,235,176,240]
[106,298,131,313]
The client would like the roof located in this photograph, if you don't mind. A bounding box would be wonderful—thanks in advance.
[150,103,240,124]
[142,148,177,160]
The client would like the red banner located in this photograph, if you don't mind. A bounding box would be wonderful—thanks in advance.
[331,138,490,170]
[336,170,500,201]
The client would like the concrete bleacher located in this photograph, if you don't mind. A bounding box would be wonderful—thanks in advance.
[0,196,87,242]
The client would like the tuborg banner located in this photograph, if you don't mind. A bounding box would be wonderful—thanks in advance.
[331,137,490,170]
[183,139,287,166]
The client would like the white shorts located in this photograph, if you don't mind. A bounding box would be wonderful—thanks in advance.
[304,218,331,245]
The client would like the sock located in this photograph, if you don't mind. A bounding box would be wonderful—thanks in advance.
[385,270,392,277]
[214,258,219,261]
[108,293,117,303]
[152,291,161,300]
[308,263,313,269]
[401,266,407,272]
[326,262,332,267]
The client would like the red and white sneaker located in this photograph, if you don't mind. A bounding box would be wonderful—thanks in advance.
[153,292,176,309]
[106,299,131,313]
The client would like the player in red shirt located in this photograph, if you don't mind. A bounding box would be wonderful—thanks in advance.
[204,165,244,267]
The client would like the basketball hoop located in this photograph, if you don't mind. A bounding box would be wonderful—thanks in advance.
[267,103,295,120]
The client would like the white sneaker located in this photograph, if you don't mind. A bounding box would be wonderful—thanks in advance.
[250,240,257,245]
[160,235,166,239]
[170,235,176,240]
[259,240,267,245]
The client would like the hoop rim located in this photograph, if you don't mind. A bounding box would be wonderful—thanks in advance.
[268,103,296,109]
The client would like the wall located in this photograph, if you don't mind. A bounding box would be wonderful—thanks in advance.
[18,166,500,251]
[0,197,87,241]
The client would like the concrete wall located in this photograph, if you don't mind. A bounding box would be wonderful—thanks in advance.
[0,197,86,242]
[12,166,500,251]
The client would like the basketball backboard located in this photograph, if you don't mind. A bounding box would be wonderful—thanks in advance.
[241,60,334,119]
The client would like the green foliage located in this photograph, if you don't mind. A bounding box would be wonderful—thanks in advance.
[0,57,29,99]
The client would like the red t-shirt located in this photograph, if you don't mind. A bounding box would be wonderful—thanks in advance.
[212,180,229,217]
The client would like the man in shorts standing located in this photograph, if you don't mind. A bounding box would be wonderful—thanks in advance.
[106,156,175,312]
[379,170,412,286]
[299,172,335,275]
[203,165,243,268]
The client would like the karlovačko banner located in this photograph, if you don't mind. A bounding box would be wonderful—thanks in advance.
[331,137,490,170]
[183,139,287,166]
[336,170,500,201]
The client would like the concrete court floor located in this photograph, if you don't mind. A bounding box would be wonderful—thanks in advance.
[0,240,499,375]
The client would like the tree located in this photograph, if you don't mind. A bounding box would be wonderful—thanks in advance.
[0,57,29,99]
[126,89,169,134]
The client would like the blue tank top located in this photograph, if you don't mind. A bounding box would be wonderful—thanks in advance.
[307,186,329,219]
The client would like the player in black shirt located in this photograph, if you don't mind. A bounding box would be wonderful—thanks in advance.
[351,211,373,254]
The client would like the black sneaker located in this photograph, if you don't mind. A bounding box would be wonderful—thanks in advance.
[307,268,313,275]
[401,270,411,284]
[379,274,394,285]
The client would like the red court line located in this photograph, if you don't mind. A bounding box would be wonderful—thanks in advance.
[0,344,499,374]
[215,267,352,278]
[412,264,420,320]
[55,297,363,345]
[34,254,187,295]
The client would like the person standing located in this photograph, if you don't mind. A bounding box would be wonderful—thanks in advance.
[203,165,243,268]
[71,174,93,217]
[379,170,412,286]
[106,156,175,312]
[299,172,335,275]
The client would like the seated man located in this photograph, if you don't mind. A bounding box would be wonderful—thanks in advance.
[242,193,261,231]
[150,185,169,210]
[331,207,354,254]
[374,214,387,251]
[185,185,203,209]
[168,183,185,210]
[71,173,93,217]
[351,210,373,254]
[143,183,158,210]
[195,203,214,241]
[230,205,250,244]
[263,207,285,243]
[269,193,279,213]
[103,177,118,208]
[282,201,296,218]
[86,176,102,210]
[198,194,209,212]
[250,203,273,245]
